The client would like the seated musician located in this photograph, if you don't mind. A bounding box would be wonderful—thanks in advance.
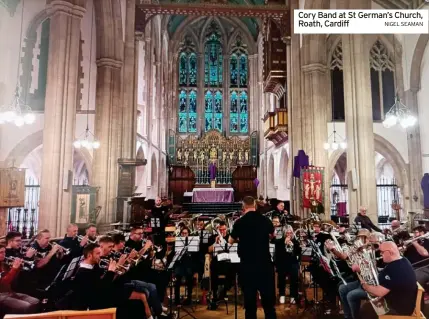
[334,229,372,319]
[59,223,88,258]
[112,233,127,253]
[16,229,65,297]
[174,226,196,306]
[0,244,40,317]
[72,243,154,318]
[360,242,417,319]
[5,232,24,258]
[403,226,429,286]
[97,236,168,317]
[125,227,155,280]
[85,224,98,243]
[207,221,236,307]
[268,201,294,225]
[354,206,382,233]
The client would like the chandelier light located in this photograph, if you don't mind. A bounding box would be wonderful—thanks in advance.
[0,1,35,127]
[382,94,417,129]
[323,129,347,151]
[74,127,100,149]
[0,88,35,126]
[74,9,99,150]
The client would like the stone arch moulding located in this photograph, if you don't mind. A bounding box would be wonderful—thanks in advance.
[410,34,429,92]
[4,130,44,167]
[279,148,288,188]
[327,134,409,190]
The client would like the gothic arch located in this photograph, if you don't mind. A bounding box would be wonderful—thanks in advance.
[4,130,44,167]
[169,16,257,55]
[410,34,429,92]
[267,154,275,193]
[327,134,409,189]
[279,148,288,188]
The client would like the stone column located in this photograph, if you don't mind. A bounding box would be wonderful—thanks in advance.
[144,28,153,144]
[39,0,85,236]
[248,54,258,133]
[223,54,230,135]
[342,33,377,222]
[197,53,205,135]
[121,0,137,159]
[404,88,423,210]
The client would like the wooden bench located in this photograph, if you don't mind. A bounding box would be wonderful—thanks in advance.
[4,308,116,319]
[379,283,426,319]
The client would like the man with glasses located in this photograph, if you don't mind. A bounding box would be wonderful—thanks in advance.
[360,242,417,318]
[404,226,429,286]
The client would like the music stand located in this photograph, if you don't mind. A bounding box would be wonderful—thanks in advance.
[170,237,200,319]
[197,230,211,244]
[149,217,161,229]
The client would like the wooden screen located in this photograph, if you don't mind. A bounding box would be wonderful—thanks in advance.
[168,167,195,204]
[232,166,257,201]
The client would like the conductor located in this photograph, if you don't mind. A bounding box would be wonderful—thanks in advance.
[229,196,277,319]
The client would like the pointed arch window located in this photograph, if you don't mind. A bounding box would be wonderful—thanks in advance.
[178,36,197,133]
[230,35,248,133]
[370,40,395,121]
[204,22,223,132]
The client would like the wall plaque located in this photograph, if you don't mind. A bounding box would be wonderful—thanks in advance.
[0,168,25,207]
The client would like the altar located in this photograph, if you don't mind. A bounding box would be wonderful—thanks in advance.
[191,187,234,203]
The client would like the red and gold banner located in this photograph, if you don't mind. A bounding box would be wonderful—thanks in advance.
[300,166,324,208]
[0,168,25,208]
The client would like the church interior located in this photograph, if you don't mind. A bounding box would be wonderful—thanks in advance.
[1,0,429,318]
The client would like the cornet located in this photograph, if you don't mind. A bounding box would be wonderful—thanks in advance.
[5,257,35,271]
[50,243,71,255]
[77,235,97,244]
[99,259,129,275]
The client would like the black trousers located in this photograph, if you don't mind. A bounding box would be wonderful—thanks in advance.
[240,263,277,319]
[211,261,236,300]
[277,262,299,299]
[147,269,170,302]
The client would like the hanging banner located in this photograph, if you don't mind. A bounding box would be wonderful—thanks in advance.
[0,168,25,208]
[300,166,324,208]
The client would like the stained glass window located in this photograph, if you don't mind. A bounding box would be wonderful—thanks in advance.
[177,37,197,133]
[229,47,248,133]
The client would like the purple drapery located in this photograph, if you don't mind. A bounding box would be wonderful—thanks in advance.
[209,163,217,180]
[293,150,309,178]
[422,173,429,209]
[253,178,260,187]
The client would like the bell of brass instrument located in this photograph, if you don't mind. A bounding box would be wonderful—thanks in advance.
[5,256,35,271]
[399,232,429,252]
[51,243,71,255]
[99,259,129,275]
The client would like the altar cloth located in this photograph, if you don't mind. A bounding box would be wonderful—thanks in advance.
[192,188,234,203]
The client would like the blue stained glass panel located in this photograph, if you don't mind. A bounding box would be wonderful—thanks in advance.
[240,115,248,133]
[239,55,247,87]
[205,113,213,131]
[189,115,197,132]
[179,53,187,86]
[214,91,222,113]
[205,91,213,112]
[230,91,238,113]
[179,114,187,133]
[230,113,238,133]
[214,113,222,131]
[179,90,187,113]
[189,90,197,113]
[189,53,197,86]
[239,91,248,113]
[230,55,238,87]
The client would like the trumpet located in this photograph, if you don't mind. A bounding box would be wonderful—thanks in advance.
[5,257,35,271]
[99,259,129,275]
[50,243,71,255]
[77,235,97,244]
[20,246,48,259]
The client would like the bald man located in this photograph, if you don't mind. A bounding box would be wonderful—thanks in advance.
[360,242,417,318]
[59,224,88,258]
[354,206,382,233]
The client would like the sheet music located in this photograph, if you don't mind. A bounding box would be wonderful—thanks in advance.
[198,230,211,244]
[274,227,284,239]
[213,243,240,263]
[63,256,83,280]
[174,236,200,252]
[269,243,275,261]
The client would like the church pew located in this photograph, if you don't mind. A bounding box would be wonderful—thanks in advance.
[4,308,116,319]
